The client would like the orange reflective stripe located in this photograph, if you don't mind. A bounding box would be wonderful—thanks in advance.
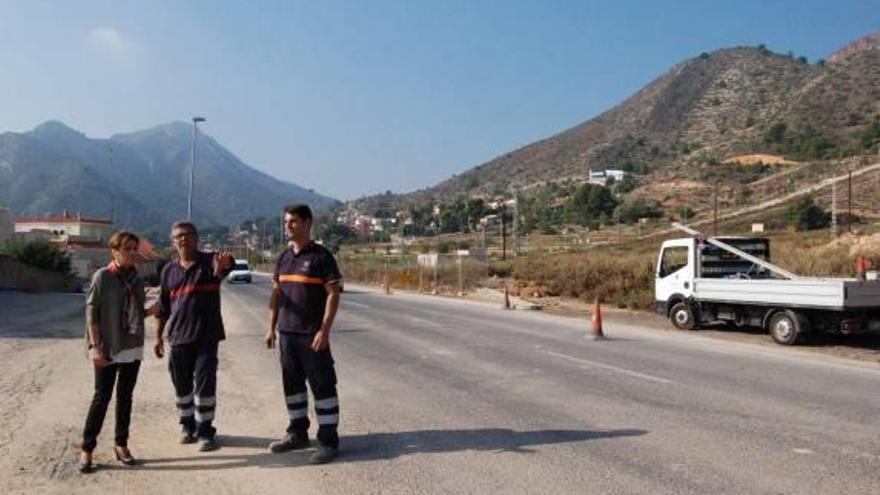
[170,283,221,298]
[278,274,324,285]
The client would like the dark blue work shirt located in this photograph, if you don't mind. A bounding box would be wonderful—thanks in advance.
[274,242,341,334]
[158,251,229,346]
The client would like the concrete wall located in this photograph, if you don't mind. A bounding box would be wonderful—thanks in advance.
[68,247,110,279]
[0,255,75,292]
[0,209,12,244]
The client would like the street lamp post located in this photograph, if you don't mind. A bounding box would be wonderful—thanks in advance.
[187,116,206,220]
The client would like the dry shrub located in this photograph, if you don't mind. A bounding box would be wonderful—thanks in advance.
[515,249,656,309]
[771,231,866,277]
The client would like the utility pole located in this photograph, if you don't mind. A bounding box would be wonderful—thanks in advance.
[187,116,206,220]
[616,209,622,244]
[457,254,464,296]
[511,188,519,258]
[848,171,853,234]
[713,183,719,236]
[108,148,117,224]
[831,181,838,236]
[501,204,507,261]
[432,256,438,295]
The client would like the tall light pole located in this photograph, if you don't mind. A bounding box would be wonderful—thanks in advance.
[188,116,206,220]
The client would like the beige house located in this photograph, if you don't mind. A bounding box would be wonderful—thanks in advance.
[15,210,114,242]
[15,211,114,279]
[14,211,164,281]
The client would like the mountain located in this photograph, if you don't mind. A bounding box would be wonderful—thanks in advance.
[0,121,339,231]
[354,35,880,211]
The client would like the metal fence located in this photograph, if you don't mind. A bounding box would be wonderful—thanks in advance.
[339,253,489,296]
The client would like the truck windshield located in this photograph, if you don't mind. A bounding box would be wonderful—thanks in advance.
[659,246,688,277]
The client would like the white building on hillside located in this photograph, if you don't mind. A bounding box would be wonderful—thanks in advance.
[588,169,627,186]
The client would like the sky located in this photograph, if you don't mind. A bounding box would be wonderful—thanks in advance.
[1,1,877,200]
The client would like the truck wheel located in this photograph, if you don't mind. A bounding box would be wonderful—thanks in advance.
[768,310,802,345]
[669,302,697,330]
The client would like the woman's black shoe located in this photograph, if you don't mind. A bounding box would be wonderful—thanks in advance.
[79,449,94,473]
[115,446,137,466]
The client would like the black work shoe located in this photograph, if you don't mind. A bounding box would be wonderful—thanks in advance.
[268,434,310,453]
[310,444,339,464]
[198,437,219,452]
[180,432,197,444]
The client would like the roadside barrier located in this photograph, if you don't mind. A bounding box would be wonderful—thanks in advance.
[503,284,513,310]
[591,298,605,340]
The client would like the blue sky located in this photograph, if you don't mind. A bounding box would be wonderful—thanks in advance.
[1,1,876,200]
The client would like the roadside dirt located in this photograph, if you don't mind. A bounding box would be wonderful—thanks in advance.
[0,290,336,495]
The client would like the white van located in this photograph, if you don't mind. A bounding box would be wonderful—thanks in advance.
[228,259,253,283]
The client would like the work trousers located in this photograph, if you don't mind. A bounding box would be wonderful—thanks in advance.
[82,360,141,453]
[169,340,218,439]
[279,332,339,448]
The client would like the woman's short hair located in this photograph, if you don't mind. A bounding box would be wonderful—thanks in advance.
[108,230,140,251]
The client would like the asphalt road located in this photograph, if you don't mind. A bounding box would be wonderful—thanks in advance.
[1,278,878,494]
[225,276,880,494]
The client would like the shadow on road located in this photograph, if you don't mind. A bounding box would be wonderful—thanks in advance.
[712,322,880,353]
[341,428,648,461]
[117,435,305,472]
[104,428,647,471]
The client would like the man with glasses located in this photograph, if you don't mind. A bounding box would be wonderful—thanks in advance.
[155,221,234,452]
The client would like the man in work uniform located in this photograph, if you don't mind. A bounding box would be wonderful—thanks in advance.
[155,221,234,452]
[266,203,342,464]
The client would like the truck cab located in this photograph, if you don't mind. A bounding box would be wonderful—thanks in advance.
[655,238,696,322]
[655,236,770,329]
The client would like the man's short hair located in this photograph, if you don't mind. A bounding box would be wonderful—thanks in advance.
[283,203,313,222]
[108,230,140,251]
[171,220,198,237]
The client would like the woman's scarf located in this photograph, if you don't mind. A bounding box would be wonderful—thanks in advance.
[108,261,143,336]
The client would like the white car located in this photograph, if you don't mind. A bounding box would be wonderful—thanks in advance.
[227,259,252,283]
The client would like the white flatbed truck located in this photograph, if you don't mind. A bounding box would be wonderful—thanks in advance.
[655,224,880,344]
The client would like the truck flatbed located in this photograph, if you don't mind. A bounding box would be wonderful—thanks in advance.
[693,277,880,310]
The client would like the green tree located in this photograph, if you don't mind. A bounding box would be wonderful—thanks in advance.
[1,239,71,274]
[615,198,664,224]
[613,174,637,194]
[765,122,787,144]
[679,205,695,221]
[786,195,830,231]
[859,118,880,151]
[565,184,617,225]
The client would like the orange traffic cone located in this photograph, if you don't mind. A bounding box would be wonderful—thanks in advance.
[591,298,605,340]
[856,256,867,281]
[503,285,513,310]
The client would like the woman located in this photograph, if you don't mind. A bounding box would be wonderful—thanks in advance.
[79,230,146,473]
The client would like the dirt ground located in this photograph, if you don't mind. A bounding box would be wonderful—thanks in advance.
[0,290,339,495]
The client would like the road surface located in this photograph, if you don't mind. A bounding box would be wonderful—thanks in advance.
[0,277,878,494]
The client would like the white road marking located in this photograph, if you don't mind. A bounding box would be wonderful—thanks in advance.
[405,316,444,328]
[792,448,815,455]
[344,301,371,309]
[544,350,676,385]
